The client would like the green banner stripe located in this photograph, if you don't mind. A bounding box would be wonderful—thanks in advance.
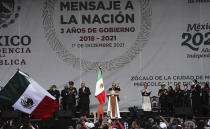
[0,71,30,104]
[97,68,102,82]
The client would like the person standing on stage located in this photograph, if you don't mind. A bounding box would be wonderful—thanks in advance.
[158,83,168,114]
[141,83,152,111]
[68,81,77,111]
[61,81,77,111]
[79,82,91,116]
[166,86,175,115]
[201,82,209,116]
[61,84,69,110]
[191,79,201,116]
[47,85,60,102]
[174,84,184,108]
[109,83,120,91]
[47,85,60,117]
[109,83,120,101]
[201,83,209,105]
[183,84,191,108]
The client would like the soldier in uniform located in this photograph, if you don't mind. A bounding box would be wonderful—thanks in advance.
[61,81,77,111]
[158,83,168,115]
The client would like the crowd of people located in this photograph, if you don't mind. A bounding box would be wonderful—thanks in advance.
[0,79,209,129]
[0,115,39,129]
[0,110,210,129]
[141,80,209,117]
[1,112,210,129]
[73,113,210,129]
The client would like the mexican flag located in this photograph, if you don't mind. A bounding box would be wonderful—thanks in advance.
[95,67,105,104]
[0,70,59,119]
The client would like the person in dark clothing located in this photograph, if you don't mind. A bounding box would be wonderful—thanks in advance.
[158,83,168,115]
[201,82,209,116]
[79,82,91,116]
[47,85,60,118]
[61,81,77,111]
[174,84,184,108]
[61,84,69,110]
[201,82,209,106]
[190,79,201,116]
[47,85,60,102]
[68,81,77,110]
[183,84,191,108]
[166,86,175,116]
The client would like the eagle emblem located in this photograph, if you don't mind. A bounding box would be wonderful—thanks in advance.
[20,97,34,109]
[0,0,21,28]
[100,83,104,89]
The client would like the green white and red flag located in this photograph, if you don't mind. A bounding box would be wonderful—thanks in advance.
[95,67,105,104]
[0,70,59,119]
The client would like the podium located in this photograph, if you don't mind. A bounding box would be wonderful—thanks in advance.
[106,90,121,119]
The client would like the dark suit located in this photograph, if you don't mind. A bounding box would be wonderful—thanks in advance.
[174,89,184,107]
[158,88,168,114]
[167,90,175,115]
[61,87,77,111]
[48,89,60,102]
[201,87,209,116]
[191,84,201,115]
[79,87,91,116]
[48,89,60,118]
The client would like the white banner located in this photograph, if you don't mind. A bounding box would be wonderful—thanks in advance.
[0,0,210,111]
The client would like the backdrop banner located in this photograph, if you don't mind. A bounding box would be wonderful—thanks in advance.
[0,0,210,111]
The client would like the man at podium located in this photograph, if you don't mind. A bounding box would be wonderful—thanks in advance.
[109,83,120,101]
[109,83,120,91]
[107,83,121,119]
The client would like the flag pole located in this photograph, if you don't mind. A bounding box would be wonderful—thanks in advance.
[97,103,104,119]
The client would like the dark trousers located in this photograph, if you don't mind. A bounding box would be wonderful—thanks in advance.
[192,102,200,116]
[79,103,90,116]
[65,103,75,112]
[167,103,174,116]
[192,97,200,116]
[160,98,167,115]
